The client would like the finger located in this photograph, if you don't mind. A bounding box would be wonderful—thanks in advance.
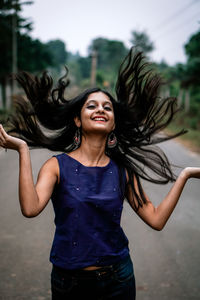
[0,131,7,148]
[0,124,8,139]
[0,134,6,146]
[0,126,6,144]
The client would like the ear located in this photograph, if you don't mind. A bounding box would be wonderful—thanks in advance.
[112,122,115,131]
[74,116,81,128]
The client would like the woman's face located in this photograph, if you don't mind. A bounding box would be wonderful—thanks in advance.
[75,92,115,135]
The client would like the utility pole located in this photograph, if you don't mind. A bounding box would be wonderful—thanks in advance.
[12,0,18,97]
[185,89,190,113]
[178,88,183,108]
[90,50,97,86]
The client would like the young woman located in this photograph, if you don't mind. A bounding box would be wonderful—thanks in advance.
[0,48,199,300]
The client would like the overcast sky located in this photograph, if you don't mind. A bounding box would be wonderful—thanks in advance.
[22,0,200,65]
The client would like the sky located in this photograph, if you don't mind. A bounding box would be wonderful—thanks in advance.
[22,0,200,66]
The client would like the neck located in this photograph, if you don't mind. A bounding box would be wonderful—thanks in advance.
[72,133,109,166]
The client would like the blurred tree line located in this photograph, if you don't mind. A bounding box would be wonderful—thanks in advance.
[0,0,199,133]
[155,30,200,131]
[0,0,67,109]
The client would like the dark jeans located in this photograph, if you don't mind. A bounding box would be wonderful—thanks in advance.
[51,255,136,300]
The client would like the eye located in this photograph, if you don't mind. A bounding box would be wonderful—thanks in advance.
[104,106,112,111]
[87,104,96,110]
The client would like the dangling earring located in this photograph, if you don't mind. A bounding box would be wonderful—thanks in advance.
[74,127,81,148]
[107,132,117,148]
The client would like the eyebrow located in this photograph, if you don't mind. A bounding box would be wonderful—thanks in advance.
[86,100,112,106]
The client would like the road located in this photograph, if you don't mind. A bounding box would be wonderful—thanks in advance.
[0,140,200,300]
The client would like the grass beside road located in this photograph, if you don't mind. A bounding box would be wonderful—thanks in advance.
[166,123,200,154]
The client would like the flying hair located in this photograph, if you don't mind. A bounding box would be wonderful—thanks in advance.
[7,47,186,210]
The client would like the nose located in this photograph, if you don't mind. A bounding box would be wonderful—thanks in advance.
[96,105,105,113]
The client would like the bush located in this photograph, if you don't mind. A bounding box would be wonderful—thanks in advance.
[188,117,198,130]
[0,109,10,124]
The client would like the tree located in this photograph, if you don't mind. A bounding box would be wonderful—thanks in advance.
[47,40,67,71]
[154,30,200,130]
[77,56,91,79]
[89,38,127,71]
[0,0,33,107]
[183,30,200,119]
[88,37,128,88]
[65,51,91,86]
[18,35,54,72]
[185,31,200,59]
[130,30,154,57]
[0,1,61,110]
[183,31,200,87]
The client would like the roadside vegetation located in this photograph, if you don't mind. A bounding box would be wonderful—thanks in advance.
[0,1,199,152]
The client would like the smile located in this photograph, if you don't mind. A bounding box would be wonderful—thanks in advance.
[92,117,107,122]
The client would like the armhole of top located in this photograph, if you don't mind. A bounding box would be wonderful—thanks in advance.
[52,155,61,185]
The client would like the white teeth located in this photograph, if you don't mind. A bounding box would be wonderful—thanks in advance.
[93,118,106,121]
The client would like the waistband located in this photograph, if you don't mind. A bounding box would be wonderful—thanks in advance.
[52,254,131,278]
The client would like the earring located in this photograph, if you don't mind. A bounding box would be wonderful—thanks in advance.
[107,132,117,148]
[74,127,81,148]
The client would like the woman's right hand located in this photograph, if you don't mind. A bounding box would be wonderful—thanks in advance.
[0,124,27,152]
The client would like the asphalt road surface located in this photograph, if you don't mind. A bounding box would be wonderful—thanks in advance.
[0,139,199,300]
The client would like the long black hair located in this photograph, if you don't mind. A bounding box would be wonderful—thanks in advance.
[7,47,186,210]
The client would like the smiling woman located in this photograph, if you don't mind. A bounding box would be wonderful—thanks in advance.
[0,47,200,300]
[75,93,115,136]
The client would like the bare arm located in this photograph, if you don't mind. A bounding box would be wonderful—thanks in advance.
[126,168,200,231]
[0,124,59,217]
[18,145,58,217]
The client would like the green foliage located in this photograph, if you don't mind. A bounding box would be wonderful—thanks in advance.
[130,30,154,56]
[154,29,200,142]
[182,31,200,88]
[0,13,12,78]
[47,40,67,71]
[18,35,54,72]
[188,118,198,130]
[0,2,199,153]
[77,56,91,79]
[66,52,91,86]
[0,108,10,124]
[96,70,105,88]
[167,122,200,152]
[0,0,33,13]
[87,37,128,90]
[185,31,200,59]
[0,1,62,78]
[89,37,128,72]
[0,0,33,79]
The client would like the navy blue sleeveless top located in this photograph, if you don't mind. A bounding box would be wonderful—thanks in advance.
[50,153,129,270]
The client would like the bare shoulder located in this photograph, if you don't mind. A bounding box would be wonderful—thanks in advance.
[35,157,60,205]
[38,156,59,182]
[41,156,58,170]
